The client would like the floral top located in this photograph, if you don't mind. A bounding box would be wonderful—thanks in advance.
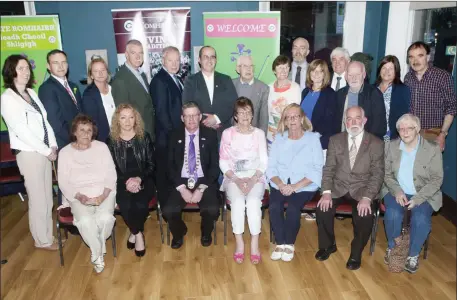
[378,84,392,142]
[219,126,268,190]
[267,81,301,146]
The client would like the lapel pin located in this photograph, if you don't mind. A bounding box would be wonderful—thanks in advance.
[215,85,218,88]
[178,140,182,143]
[202,144,205,148]
[201,137,206,140]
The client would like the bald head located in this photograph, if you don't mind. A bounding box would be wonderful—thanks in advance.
[292,37,310,64]
[346,61,366,91]
[236,55,254,82]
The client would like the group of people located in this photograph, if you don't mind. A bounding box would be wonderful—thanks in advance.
[1,36,455,275]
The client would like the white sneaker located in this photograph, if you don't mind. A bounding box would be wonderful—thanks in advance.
[281,245,295,262]
[92,256,105,273]
[270,245,285,261]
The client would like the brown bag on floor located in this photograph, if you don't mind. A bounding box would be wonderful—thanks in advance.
[388,207,410,273]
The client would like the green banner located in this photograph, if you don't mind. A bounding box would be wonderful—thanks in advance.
[0,15,62,131]
[203,12,280,85]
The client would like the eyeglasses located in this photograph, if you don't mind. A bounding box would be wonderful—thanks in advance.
[201,55,217,61]
[237,111,252,116]
[398,126,416,133]
[183,114,201,120]
[240,64,254,69]
[285,115,301,121]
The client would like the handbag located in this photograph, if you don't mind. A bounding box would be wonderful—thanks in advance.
[388,206,410,273]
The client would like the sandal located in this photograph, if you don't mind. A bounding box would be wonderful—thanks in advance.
[270,245,284,261]
[250,254,261,265]
[233,252,245,264]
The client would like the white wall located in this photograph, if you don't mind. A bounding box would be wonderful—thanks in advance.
[343,2,366,55]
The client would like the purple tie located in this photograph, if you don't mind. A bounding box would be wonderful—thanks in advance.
[188,134,196,178]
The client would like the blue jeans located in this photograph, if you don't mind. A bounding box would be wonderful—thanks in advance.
[384,192,434,256]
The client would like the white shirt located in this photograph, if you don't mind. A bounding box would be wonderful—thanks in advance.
[240,77,254,85]
[291,61,308,91]
[180,128,204,179]
[331,72,347,91]
[202,72,220,124]
[51,74,76,99]
[163,67,183,90]
[101,85,115,126]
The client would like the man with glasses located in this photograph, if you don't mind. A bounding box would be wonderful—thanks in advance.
[289,37,310,92]
[163,102,220,249]
[182,46,238,139]
[39,49,81,149]
[232,55,269,134]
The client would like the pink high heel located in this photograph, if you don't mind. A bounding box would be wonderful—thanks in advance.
[250,254,261,265]
[233,252,245,264]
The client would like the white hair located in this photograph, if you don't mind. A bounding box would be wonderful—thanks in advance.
[236,55,252,67]
[344,106,366,120]
[162,46,180,57]
[396,113,421,132]
[330,47,351,62]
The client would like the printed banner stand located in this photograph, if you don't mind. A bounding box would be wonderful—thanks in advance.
[0,15,63,131]
[203,12,280,85]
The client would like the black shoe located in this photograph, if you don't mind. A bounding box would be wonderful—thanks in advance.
[135,232,146,257]
[127,234,135,250]
[346,257,361,270]
[171,227,188,249]
[315,244,337,261]
[201,235,212,247]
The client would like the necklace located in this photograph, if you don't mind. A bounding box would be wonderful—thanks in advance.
[183,139,201,189]
[236,125,254,134]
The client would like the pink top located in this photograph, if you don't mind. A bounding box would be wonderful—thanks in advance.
[58,140,117,205]
[219,126,268,189]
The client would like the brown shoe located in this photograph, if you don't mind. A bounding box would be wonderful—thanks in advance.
[35,242,59,251]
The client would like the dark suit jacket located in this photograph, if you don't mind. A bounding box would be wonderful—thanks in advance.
[322,131,384,201]
[149,68,183,148]
[182,71,238,136]
[167,125,219,188]
[301,86,338,149]
[111,64,155,141]
[336,84,387,139]
[38,76,82,149]
[81,83,111,142]
[385,83,411,140]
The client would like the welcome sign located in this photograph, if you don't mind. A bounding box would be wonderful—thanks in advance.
[203,12,280,85]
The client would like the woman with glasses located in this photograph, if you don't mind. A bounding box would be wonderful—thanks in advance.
[81,57,115,142]
[382,113,443,273]
[220,97,268,264]
[266,104,323,262]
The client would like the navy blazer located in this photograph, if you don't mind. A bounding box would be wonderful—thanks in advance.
[38,76,82,149]
[81,83,111,142]
[149,68,183,148]
[301,86,338,149]
[383,83,411,140]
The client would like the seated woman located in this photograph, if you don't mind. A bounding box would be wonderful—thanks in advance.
[382,113,443,274]
[266,104,323,262]
[58,114,117,273]
[106,104,154,257]
[220,97,268,265]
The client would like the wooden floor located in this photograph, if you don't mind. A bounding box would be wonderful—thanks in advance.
[1,194,456,300]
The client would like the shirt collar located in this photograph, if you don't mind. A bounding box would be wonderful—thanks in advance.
[349,82,364,94]
[334,71,345,79]
[51,74,67,86]
[202,72,214,80]
[163,67,178,79]
[399,136,421,152]
[125,62,142,75]
[185,128,200,138]
[292,61,307,69]
[240,77,254,85]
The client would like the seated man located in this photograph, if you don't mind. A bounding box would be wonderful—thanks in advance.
[315,106,384,270]
[163,102,220,249]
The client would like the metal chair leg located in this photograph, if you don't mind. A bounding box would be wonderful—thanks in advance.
[111,222,117,257]
[223,205,227,245]
[370,208,380,255]
[157,206,164,244]
[423,236,429,259]
[64,228,69,240]
[269,218,274,244]
[56,221,64,266]
[214,221,217,245]
[166,223,170,246]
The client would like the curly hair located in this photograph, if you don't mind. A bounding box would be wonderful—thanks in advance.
[276,103,313,134]
[110,104,145,141]
[70,114,98,142]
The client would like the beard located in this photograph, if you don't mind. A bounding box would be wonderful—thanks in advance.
[346,125,363,137]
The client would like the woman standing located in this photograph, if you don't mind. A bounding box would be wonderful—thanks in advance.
[81,57,115,142]
[267,55,301,149]
[106,104,154,257]
[220,97,268,264]
[1,55,59,250]
[375,55,411,142]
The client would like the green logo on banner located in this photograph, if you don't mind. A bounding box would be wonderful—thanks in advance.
[445,46,456,56]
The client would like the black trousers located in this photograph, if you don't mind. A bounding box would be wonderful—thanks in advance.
[155,146,170,207]
[316,193,375,261]
[162,183,220,239]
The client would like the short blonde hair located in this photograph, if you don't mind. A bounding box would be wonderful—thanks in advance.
[110,104,145,141]
[87,57,111,85]
[396,113,421,132]
[277,103,313,134]
[306,59,331,89]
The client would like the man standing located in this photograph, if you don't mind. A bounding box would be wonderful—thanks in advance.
[315,106,384,271]
[335,61,386,140]
[112,39,155,139]
[163,102,220,249]
[182,46,238,138]
[39,49,81,149]
[232,55,269,134]
[330,47,351,91]
[149,46,184,208]
[404,41,456,151]
[290,37,310,91]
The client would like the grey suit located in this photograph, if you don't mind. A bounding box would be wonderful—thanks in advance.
[111,64,155,141]
[382,137,443,211]
[232,78,269,134]
[182,71,237,138]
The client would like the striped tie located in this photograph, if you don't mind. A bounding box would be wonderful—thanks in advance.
[349,136,357,169]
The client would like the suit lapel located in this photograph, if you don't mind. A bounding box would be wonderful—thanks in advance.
[176,129,186,168]
[49,76,79,110]
[352,131,369,171]
[123,65,150,97]
[341,132,351,171]
[197,72,212,107]
[163,69,182,94]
